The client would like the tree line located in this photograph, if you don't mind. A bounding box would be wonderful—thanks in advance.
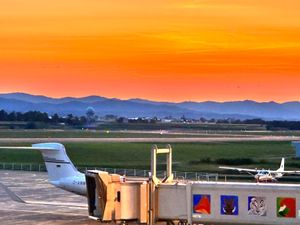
[0,109,300,130]
[0,110,87,126]
[215,118,300,130]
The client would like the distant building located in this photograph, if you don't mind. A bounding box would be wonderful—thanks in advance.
[292,141,300,158]
[162,119,172,123]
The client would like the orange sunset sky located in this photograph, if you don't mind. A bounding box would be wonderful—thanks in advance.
[1,0,300,102]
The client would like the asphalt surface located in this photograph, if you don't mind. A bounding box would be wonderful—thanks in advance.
[0,170,100,225]
[0,135,299,143]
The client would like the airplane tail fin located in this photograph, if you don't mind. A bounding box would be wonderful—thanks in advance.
[277,158,285,172]
[32,143,80,182]
[0,143,80,183]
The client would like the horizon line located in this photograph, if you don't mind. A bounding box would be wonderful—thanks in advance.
[0,91,299,104]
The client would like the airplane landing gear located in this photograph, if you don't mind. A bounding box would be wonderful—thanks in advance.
[119,221,127,225]
[178,220,188,225]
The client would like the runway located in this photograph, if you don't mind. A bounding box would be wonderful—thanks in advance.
[0,136,299,143]
[0,170,98,225]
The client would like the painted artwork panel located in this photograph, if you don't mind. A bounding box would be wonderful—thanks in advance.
[248,196,267,216]
[277,197,296,218]
[220,195,239,216]
[193,194,211,214]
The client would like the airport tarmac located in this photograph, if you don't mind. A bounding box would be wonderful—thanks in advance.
[0,135,299,143]
[0,170,99,225]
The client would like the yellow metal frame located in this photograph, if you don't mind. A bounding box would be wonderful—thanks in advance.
[151,144,174,185]
[150,144,174,225]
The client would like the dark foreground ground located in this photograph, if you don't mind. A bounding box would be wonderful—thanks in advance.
[0,170,99,225]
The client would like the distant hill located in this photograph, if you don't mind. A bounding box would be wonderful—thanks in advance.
[177,100,300,120]
[0,92,107,104]
[0,92,299,120]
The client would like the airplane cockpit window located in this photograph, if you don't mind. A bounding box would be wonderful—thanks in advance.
[258,170,269,175]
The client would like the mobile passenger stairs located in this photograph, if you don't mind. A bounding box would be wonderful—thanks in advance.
[85,145,300,225]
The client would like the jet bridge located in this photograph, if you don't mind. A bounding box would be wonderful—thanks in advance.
[85,144,300,225]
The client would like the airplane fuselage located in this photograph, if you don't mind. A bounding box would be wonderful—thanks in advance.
[255,172,283,183]
[50,173,87,196]
[255,175,276,182]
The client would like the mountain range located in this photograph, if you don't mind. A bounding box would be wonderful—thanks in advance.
[0,92,299,120]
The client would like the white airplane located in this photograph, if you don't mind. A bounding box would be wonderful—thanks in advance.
[219,158,300,182]
[0,143,87,196]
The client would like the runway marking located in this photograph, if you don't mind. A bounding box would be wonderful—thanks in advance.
[0,182,26,203]
[26,200,87,208]
[0,181,87,209]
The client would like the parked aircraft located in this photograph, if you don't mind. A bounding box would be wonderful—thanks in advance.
[219,158,300,182]
[1,142,300,196]
[0,143,88,196]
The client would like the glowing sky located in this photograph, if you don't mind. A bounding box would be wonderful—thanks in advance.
[1,0,300,102]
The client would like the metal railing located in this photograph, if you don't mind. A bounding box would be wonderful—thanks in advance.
[0,162,47,172]
[0,162,218,181]
[1,162,299,183]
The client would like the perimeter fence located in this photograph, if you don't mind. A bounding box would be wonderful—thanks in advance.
[0,162,219,181]
[3,162,299,182]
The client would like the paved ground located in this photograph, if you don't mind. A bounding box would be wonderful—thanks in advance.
[0,136,299,143]
[0,170,100,225]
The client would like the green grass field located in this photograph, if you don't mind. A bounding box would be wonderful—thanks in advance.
[0,130,186,138]
[0,129,252,138]
[0,121,267,131]
[0,141,298,173]
[0,129,299,138]
[95,122,267,131]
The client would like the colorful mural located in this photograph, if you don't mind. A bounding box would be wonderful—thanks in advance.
[193,194,211,215]
[221,195,239,216]
[277,197,296,218]
[248,196,267,216]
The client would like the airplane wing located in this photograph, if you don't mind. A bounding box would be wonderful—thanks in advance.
[0,146,58,151]
[269,170,300,174]
[219,166,258,173]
